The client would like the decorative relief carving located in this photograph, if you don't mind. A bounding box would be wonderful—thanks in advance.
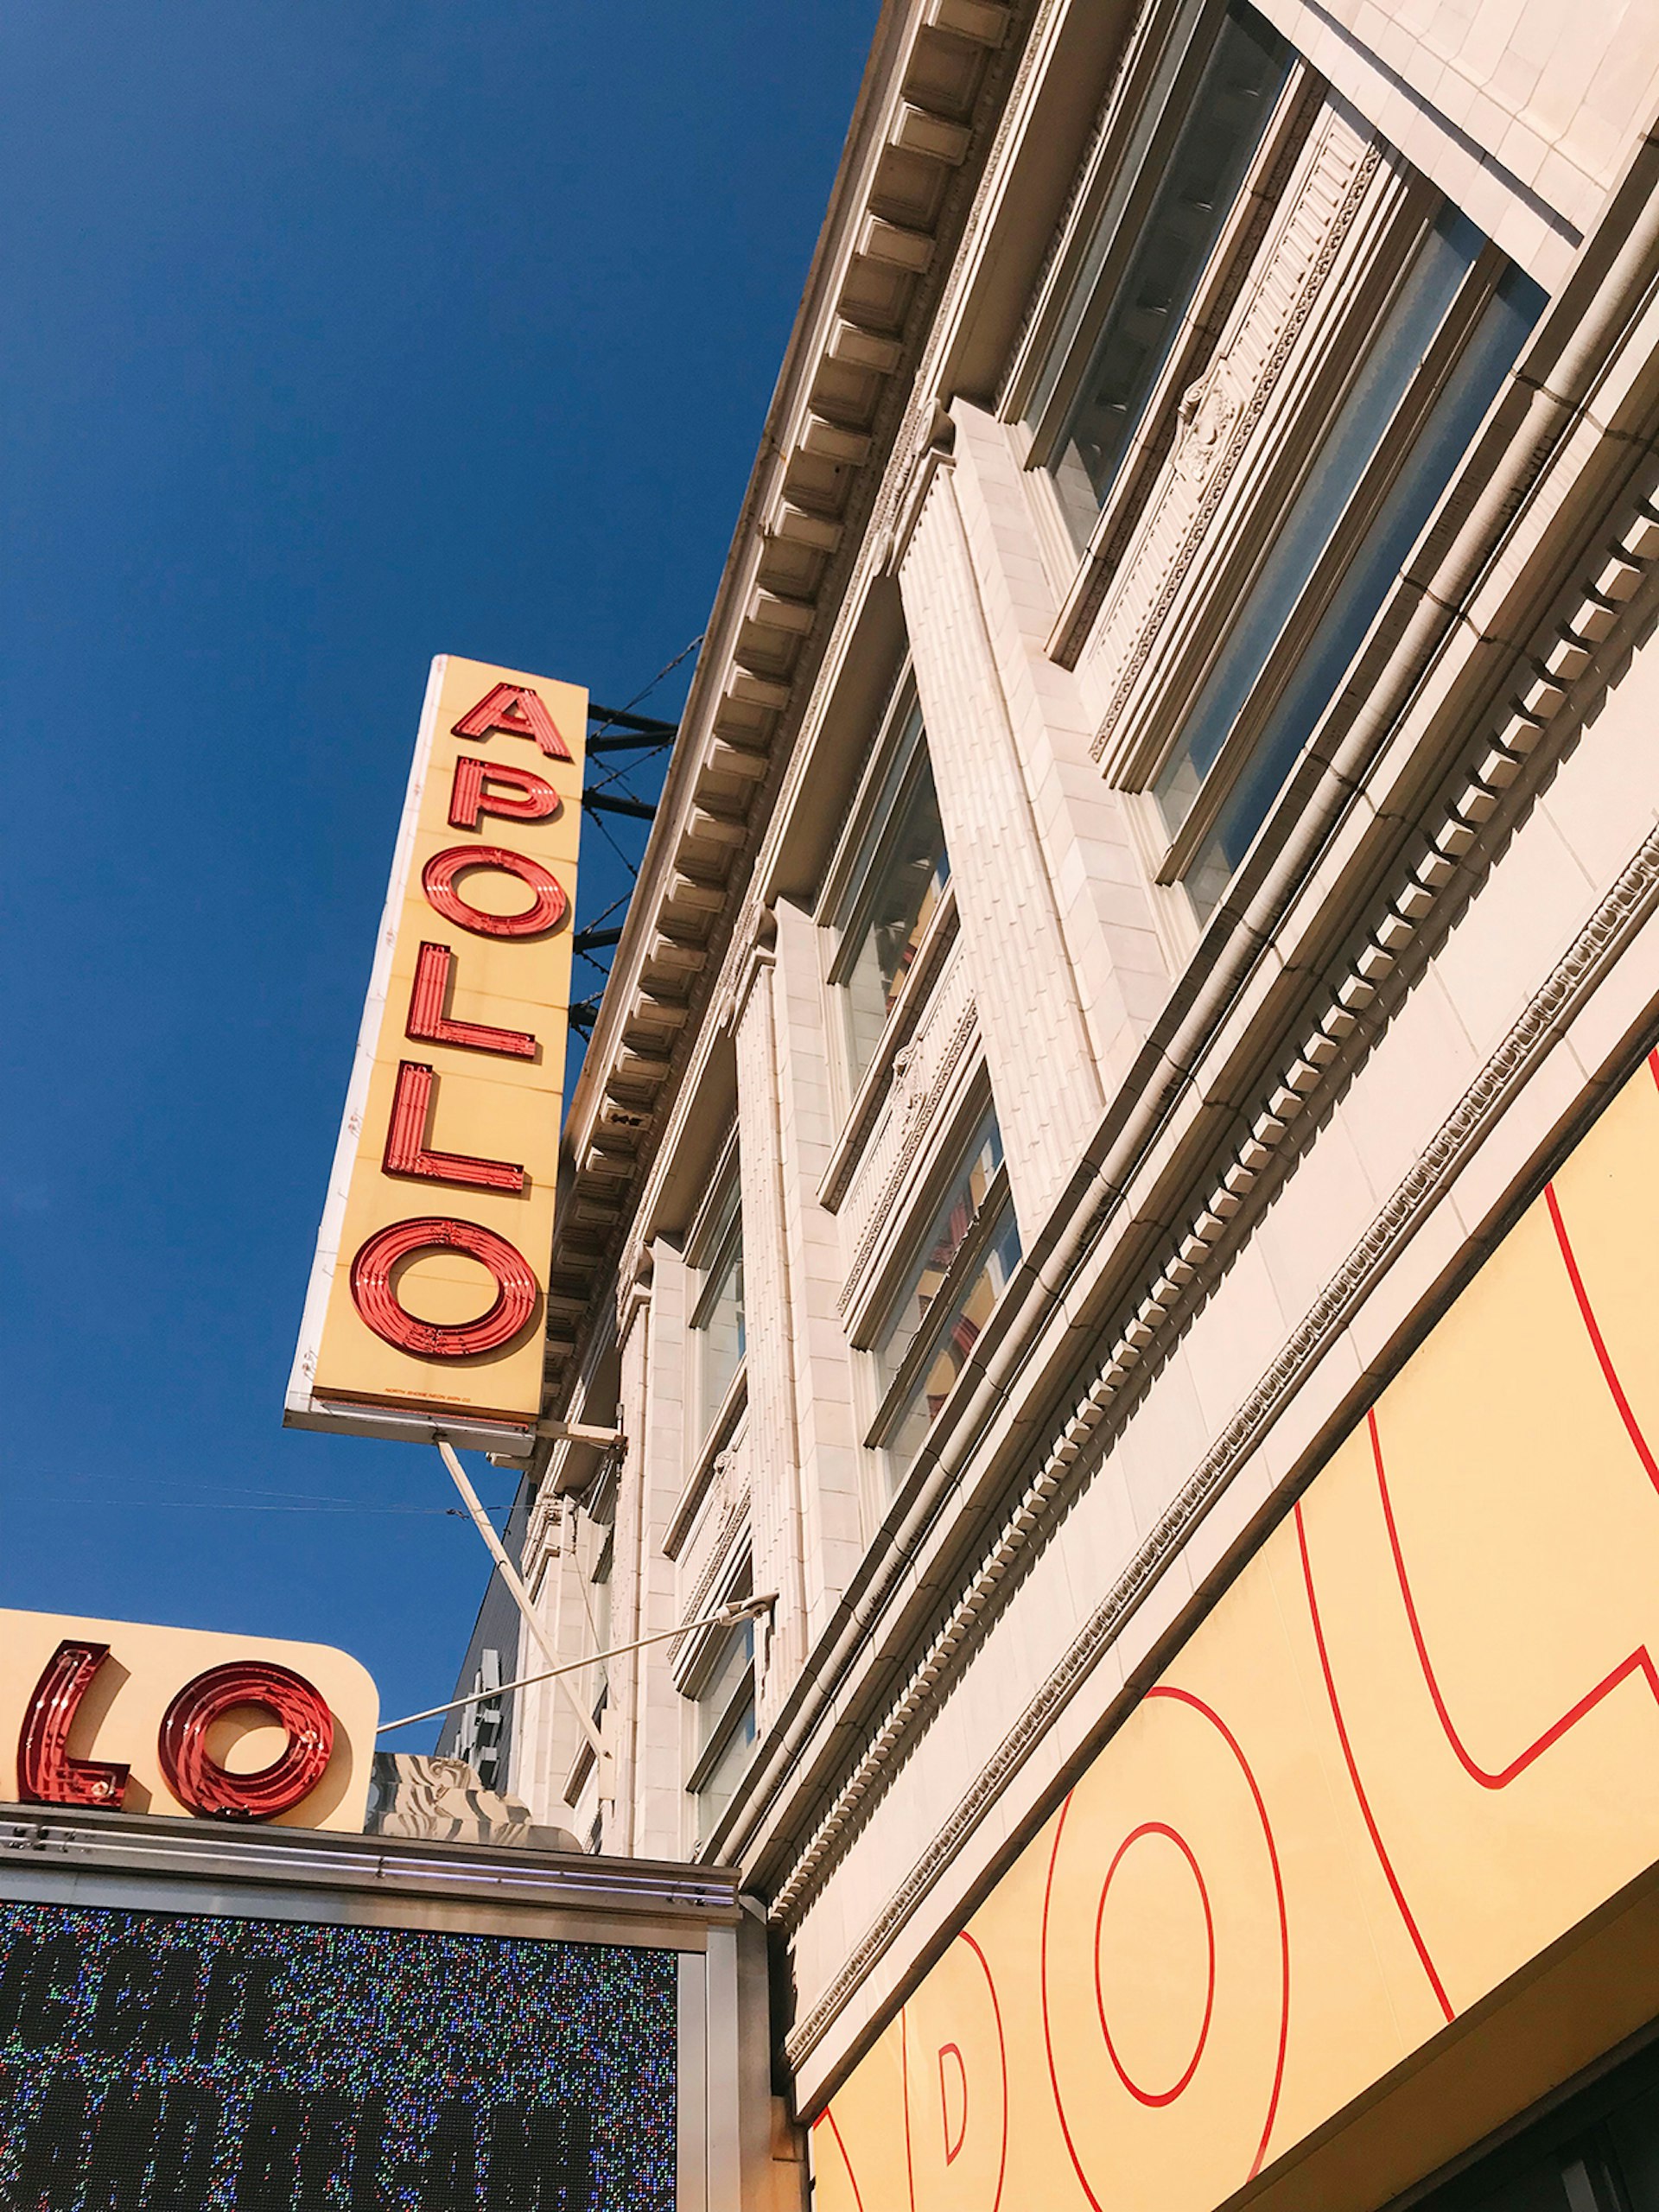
[770,488,1659,2049]
[1089,113,1382,761]
[836,946,979,1318]
[1171,359,1241,484]
[781,817,1659,2069]
[715,900,778,1038]
[677,1435,752,1635]
[523,1490,563,1582]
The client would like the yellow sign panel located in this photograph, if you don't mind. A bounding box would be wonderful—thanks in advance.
[0,1607,378,1832]
[287,657,586,1446]
[814,1052,1659,2212]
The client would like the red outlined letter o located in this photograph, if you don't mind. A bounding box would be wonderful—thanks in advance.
[349,1217,538,1357]
[157,1662,334,1821]
[421,845,567,938]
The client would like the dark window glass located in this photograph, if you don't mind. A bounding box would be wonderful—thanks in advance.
[1047,2,1291,545]
[1605,2082,1659,2208]
[873,1116,1021,1479]
[1408,2034,1659,2212]
[840,707,950,1084]
[1152,211,1542,916]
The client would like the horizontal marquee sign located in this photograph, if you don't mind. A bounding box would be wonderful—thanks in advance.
[0,1609,377,1831]
[813,1052,1659,2212]
[0,1900,677,2211]
[288,656,587,1446]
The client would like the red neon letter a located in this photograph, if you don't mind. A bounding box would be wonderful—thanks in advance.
[451,682,573,761]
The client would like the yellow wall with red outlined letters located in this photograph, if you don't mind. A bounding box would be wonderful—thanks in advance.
[813,1053,1659,2212]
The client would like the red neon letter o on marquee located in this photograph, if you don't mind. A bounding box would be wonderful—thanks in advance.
[422,845,568,938]
[349,1217,538,1357]
[157,1662,334,1822]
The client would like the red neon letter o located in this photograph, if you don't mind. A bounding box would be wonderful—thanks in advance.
[349,1217,538,1357]
[157,1662,334,1822]
[421,845,568,938]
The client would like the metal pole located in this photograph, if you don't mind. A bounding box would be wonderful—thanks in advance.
[376,1594,777,1735]
[544,1495,569,1793]
[436,1440,606,1765]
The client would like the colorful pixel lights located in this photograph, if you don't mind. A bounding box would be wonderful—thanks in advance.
[0,1898,676,2209]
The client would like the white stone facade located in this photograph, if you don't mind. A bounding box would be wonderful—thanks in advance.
[489,0,1659,2202]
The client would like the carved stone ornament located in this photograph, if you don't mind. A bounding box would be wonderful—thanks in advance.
[891,1046,929,1125]
[775,486,1659,2048]
[1172,360,1240,484]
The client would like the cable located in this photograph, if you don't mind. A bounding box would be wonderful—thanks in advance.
[34,1494,515,1517]
[585,804,639,877]
[588,633,702,736]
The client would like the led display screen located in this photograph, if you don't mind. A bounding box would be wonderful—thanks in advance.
[0,1897,677,2209]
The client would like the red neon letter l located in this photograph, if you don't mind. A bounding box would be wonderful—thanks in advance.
[16,1641,130,1808]
[383,1062,525,1192]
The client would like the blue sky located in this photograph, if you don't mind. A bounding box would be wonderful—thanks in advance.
[0,3,874,1743]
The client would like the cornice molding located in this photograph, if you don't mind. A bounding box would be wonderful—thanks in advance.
[766,471,1659,1964]
[781,791,1659,2070]
[538,0,1031,1404]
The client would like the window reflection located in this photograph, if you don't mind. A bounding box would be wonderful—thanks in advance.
[1046,3,1290,545]
[873,1116,1021,1480]
[840,709,950,1085]
[696,1619,753,1756]
[1154,213,1541,917]
[692,1189,745,1433]
[698,1236,744,1418]
[691,1617,755,1844]
[694,1698,756,1841]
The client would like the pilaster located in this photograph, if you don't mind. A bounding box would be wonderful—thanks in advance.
[899,457,1109,1230]
[948,399,1170,1099]
[612,1249,689,1859]
[512,1498,591,1835]
[732,904,868,1719]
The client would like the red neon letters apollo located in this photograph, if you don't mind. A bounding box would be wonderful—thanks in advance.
[348,680,575,1362]
[16,1641,335,1823]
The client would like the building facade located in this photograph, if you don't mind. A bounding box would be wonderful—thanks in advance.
[485,1,1659,2204]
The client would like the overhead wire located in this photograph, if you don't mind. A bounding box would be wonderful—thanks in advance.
[45,1482,517,1517]
[592,632,702,731]
[569,631,705,1024]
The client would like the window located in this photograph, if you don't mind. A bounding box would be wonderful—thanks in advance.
[868,1112,1022,1481]
[1151,208,1542,917]
[589,1536,613,1668]
[1036,0,1293,546]
[454,1649,506,1793]
[689,1170,745,1440]
[687,1612,756,1845]
[1408,2035,1659,2211]
[830,696,951,1088]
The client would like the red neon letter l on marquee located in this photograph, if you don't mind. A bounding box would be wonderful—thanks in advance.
[382,1061,525,1192]
[405,942,537,1058]
[16,1641,130,1808]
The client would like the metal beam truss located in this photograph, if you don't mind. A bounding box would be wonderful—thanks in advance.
[569,697,678,1038]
